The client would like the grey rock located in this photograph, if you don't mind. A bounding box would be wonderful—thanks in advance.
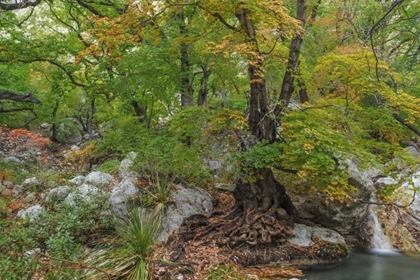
[84,171,114,189]
[24,192,37,202]
[294,160,375,234]
[159,185,213,242]
[64,184,102,206]
[208,160,222,172]
[288,224,345,247]
[45,185,72,203]
[405,146,420,158]
[69,175,85,186]
[17,204,45,222]
[23,177,41,187]
[24,248,41,259]
[375,177,398,187]
[40,123,51,129]
[12,185,24,198]
[1,156,21,163]
[109,177,140,218]
[119,152,138,178]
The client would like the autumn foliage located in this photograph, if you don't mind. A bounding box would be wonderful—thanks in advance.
[0,125,51,157]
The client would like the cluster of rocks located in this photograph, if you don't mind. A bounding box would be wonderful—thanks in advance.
[9,152,215,243]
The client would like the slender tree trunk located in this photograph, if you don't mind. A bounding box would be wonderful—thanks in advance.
[275,0,307,116]
[178,10,194,107]
[50,101,59,142]
[131,100,148,127]
[298,77,309,103]
[198,67,211,106]
[87,99,95,139]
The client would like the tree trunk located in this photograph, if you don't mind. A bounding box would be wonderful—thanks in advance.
[275,0,307,116]
[197,67,211,106]
[233,8,299,225]
[86,99,95,139]
[131,100,148,127]
[178,10,194,107]
[50,101,59,142]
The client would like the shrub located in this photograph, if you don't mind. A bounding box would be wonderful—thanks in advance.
[86,209,161,280]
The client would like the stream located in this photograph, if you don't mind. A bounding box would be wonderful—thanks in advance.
[299,196,420,280]
[300,248,420,280]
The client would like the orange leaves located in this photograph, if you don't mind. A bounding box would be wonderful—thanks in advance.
[76,2,153,62]
[0,125,51,157]
[59,143,96,172]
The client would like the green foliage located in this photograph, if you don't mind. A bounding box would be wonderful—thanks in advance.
[27,195,111,259]
[140,172,173,214]
[87,209,160,280]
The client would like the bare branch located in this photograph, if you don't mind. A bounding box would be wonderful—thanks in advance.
[0,90,40,103]
[0,0,41,11]
[369,0,406,81]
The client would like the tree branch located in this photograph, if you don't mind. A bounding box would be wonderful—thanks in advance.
[0,0,41,11]
[0,90,40,103]
[369,0,406,81]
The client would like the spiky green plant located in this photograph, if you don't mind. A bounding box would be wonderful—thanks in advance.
[86,209,161,280]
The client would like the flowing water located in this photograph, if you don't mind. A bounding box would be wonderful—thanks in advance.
[300,248,420,280]
[369,197,395,253]
[296,197,420,279]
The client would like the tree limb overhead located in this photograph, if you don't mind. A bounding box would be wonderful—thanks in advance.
[0,0,41,11]
[0,90,40,103]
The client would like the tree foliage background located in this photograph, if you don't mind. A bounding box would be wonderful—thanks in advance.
[1,0,420,201]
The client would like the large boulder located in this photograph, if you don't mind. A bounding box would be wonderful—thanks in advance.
[109,177,140,218]
[159,185,214,242]
[282,224,349,267]
[69,175,85,186]
[293,161,377,236]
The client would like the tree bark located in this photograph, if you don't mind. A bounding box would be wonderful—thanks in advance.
[0,0,41,11]
[131,100,148,127]
[197,67,211,106]
[0,90,40,103]
[275,0,307,116]
[233,8,298,224]
[178,10,194,107]
[50,101,59,142]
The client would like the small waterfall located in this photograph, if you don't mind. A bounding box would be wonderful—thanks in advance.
[369,196,397,254]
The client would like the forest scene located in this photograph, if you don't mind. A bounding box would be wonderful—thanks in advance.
[1,0,420,279]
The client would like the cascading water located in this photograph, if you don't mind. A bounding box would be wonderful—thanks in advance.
[369,196,397,254]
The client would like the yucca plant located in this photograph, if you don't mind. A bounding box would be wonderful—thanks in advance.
[140,171,172,215]
[86,209,161,280]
